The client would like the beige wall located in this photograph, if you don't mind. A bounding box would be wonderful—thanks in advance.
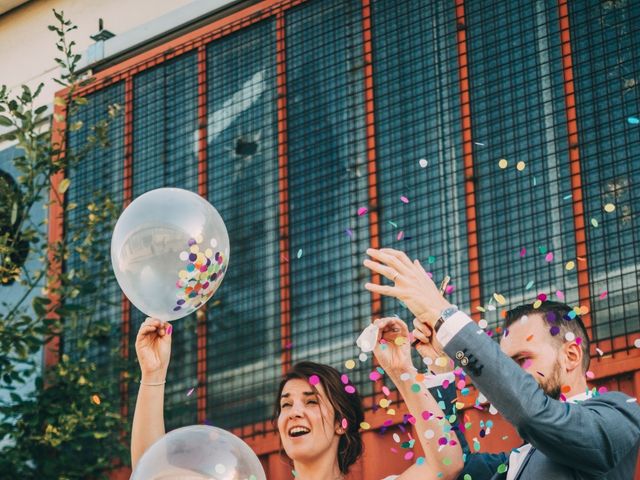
[0,0,195,106]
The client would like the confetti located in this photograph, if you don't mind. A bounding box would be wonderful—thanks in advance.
[550,326,560,336]
[516,161,526,171]
[424,429,435,439]
[598,291,608,300]
[309,375,320,386]
[545,252,554,262]
[345,359,356,369]
[345,229,353,238]
[634,338,640,349]
[586,371,595,379]
[596,348,604,356]
[604,203,616,213]
[591,218,599,228]
[565,332,576,342]
[525,280,534,290]
[419,159,428,168]
[627,116,640,125]
[360,422,371,430]
[556,290,565,300]
[497,464,508,474]
[345,385,356,394]
[357,207,368,216]
[400,196,409,204]
[359,352,368,362]
[478,319,488,329]
[565,261,575,271]
[91,394,101,405]
[187,387,196,396]
[369,371,382,381]
[397,231,405,241]
[520,247,526,257]
[493,293,506,305]
[296,249,303,259]
[627,398,638,403]
[498,159,508,169]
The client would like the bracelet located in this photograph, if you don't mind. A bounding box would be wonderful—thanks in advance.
[140,380,166,386]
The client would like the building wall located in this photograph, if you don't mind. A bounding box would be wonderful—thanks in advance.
[43,0,640,478]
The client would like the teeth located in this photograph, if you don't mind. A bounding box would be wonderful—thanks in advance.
[289,427,310,436]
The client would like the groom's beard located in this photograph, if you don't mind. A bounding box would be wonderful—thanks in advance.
[540,360,563,400]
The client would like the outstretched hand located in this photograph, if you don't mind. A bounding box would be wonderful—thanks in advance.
[363,248,451,329]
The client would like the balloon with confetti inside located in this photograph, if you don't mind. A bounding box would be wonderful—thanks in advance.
[111,188,230,321]
[131,425,265,480]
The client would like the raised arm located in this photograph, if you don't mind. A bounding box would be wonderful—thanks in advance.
[372,317,463,480]
[131,318,172,469]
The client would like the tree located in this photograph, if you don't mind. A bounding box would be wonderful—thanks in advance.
[0,10,129,478]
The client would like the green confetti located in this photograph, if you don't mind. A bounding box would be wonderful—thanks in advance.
[497,464,508,474]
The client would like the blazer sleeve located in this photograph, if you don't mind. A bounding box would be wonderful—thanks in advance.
[457,452,508,480]
[443,321,640,476]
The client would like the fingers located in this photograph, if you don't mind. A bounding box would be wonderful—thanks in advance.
[379,248,414,270]
[364,282,398,297]
[411,328,432,344]
[412,317,432,336]
[138,318,171,338]
[375,317,409,339]
[363,258,399,282]
[365,248,406,274]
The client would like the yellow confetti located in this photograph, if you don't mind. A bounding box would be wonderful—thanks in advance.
[380,398,391,408]
[387,408,396,415]
[498,159,508,169]
[476,306,486,312]
[394,336,407,346]
[604,203,616,213]
[435,356,449,367]
[360,422,371,430]
[493,293,506,305]
[516,161,526,171]
[345,359,356,370]
[565,261,575,271]
[455,401,465,410]
[57,178,71,194]
[533,299,542,309]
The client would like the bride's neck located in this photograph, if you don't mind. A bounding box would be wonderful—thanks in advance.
[292,458,343,480]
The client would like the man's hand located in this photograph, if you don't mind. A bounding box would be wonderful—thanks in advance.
[364,248,451,328]
[411,317,452,374]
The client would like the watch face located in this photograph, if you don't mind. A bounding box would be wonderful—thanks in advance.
[442,306,458,319]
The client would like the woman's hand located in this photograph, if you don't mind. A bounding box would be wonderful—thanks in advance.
[135,318,172,382]
[373,317,415,379]
[364,248,451,328]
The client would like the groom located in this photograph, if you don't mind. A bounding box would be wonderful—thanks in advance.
[364,247,640,480]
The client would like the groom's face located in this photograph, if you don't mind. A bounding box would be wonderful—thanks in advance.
[500,314,564,399]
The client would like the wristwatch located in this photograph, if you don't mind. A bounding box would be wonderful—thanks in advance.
[433,305,459,333]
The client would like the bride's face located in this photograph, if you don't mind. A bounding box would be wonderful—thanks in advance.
[277,378,342,464]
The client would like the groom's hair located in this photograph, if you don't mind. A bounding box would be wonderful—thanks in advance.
[504,301,591,371]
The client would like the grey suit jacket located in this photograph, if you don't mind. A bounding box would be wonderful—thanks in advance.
[444,322,640,480]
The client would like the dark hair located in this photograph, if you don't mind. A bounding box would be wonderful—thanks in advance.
[504,301,591,371]
[272,361,364,474]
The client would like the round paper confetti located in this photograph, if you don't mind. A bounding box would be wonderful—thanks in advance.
[419,159,428,168]
[498,159,508,169]
[360,422,371,430]
[493,293,506,305]
[345,385,356,394]
[309,375,320,386]
[497,464,508,474]
[424,429,435,439]
[400,196,409,204]
[634,338,640,349]
[516,161,526,171]
[565,261,575,271]
[604,203,616,213]
[478,319,488,329]
[359,353,368,362]
[565,332,576,342]
[591,218,599,227]
[345,359,356,369]
[627,116,640,125]
[357,207,368,216]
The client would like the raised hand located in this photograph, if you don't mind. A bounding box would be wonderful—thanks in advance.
[135,318,172,382]
[372,317,415,378]
[363,248,451,329]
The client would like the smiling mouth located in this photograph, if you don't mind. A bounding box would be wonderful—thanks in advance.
[288,426,311,437]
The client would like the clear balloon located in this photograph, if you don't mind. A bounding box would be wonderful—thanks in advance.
[131,425,266,480]
[111,188,230,321]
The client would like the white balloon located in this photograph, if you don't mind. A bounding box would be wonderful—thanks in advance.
[111,188,230,321]
[131,425,265,480]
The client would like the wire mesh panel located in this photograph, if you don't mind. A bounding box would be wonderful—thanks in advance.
[129,51,201,429]
[285,0,373,395]
[370,0,470,323]
[204,19,281,431]
[569,0,640,345]
[65,82,125,399]
[464,0,579,327]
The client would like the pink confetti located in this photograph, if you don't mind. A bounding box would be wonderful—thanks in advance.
[537,293,547,301]
[556,290,565,300]
[369,371,382,381]
[599,290,608,300]
[400,196,409,204]
[341,374,349,385]
[397,231,404,240]
[357,207,368,216]
[382,386,391,396]
[404,452,414,461]
[598,386,608,394]
[545,252,554,262]
[520,247,526,258]
[445,285,455,295]
[522,359,533,369]
[187,387,195,396]
[341,418,348,429]
[586,370,595,379]
[309,375,320,386]
[575,337,583,346]
[345,385,356,394]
